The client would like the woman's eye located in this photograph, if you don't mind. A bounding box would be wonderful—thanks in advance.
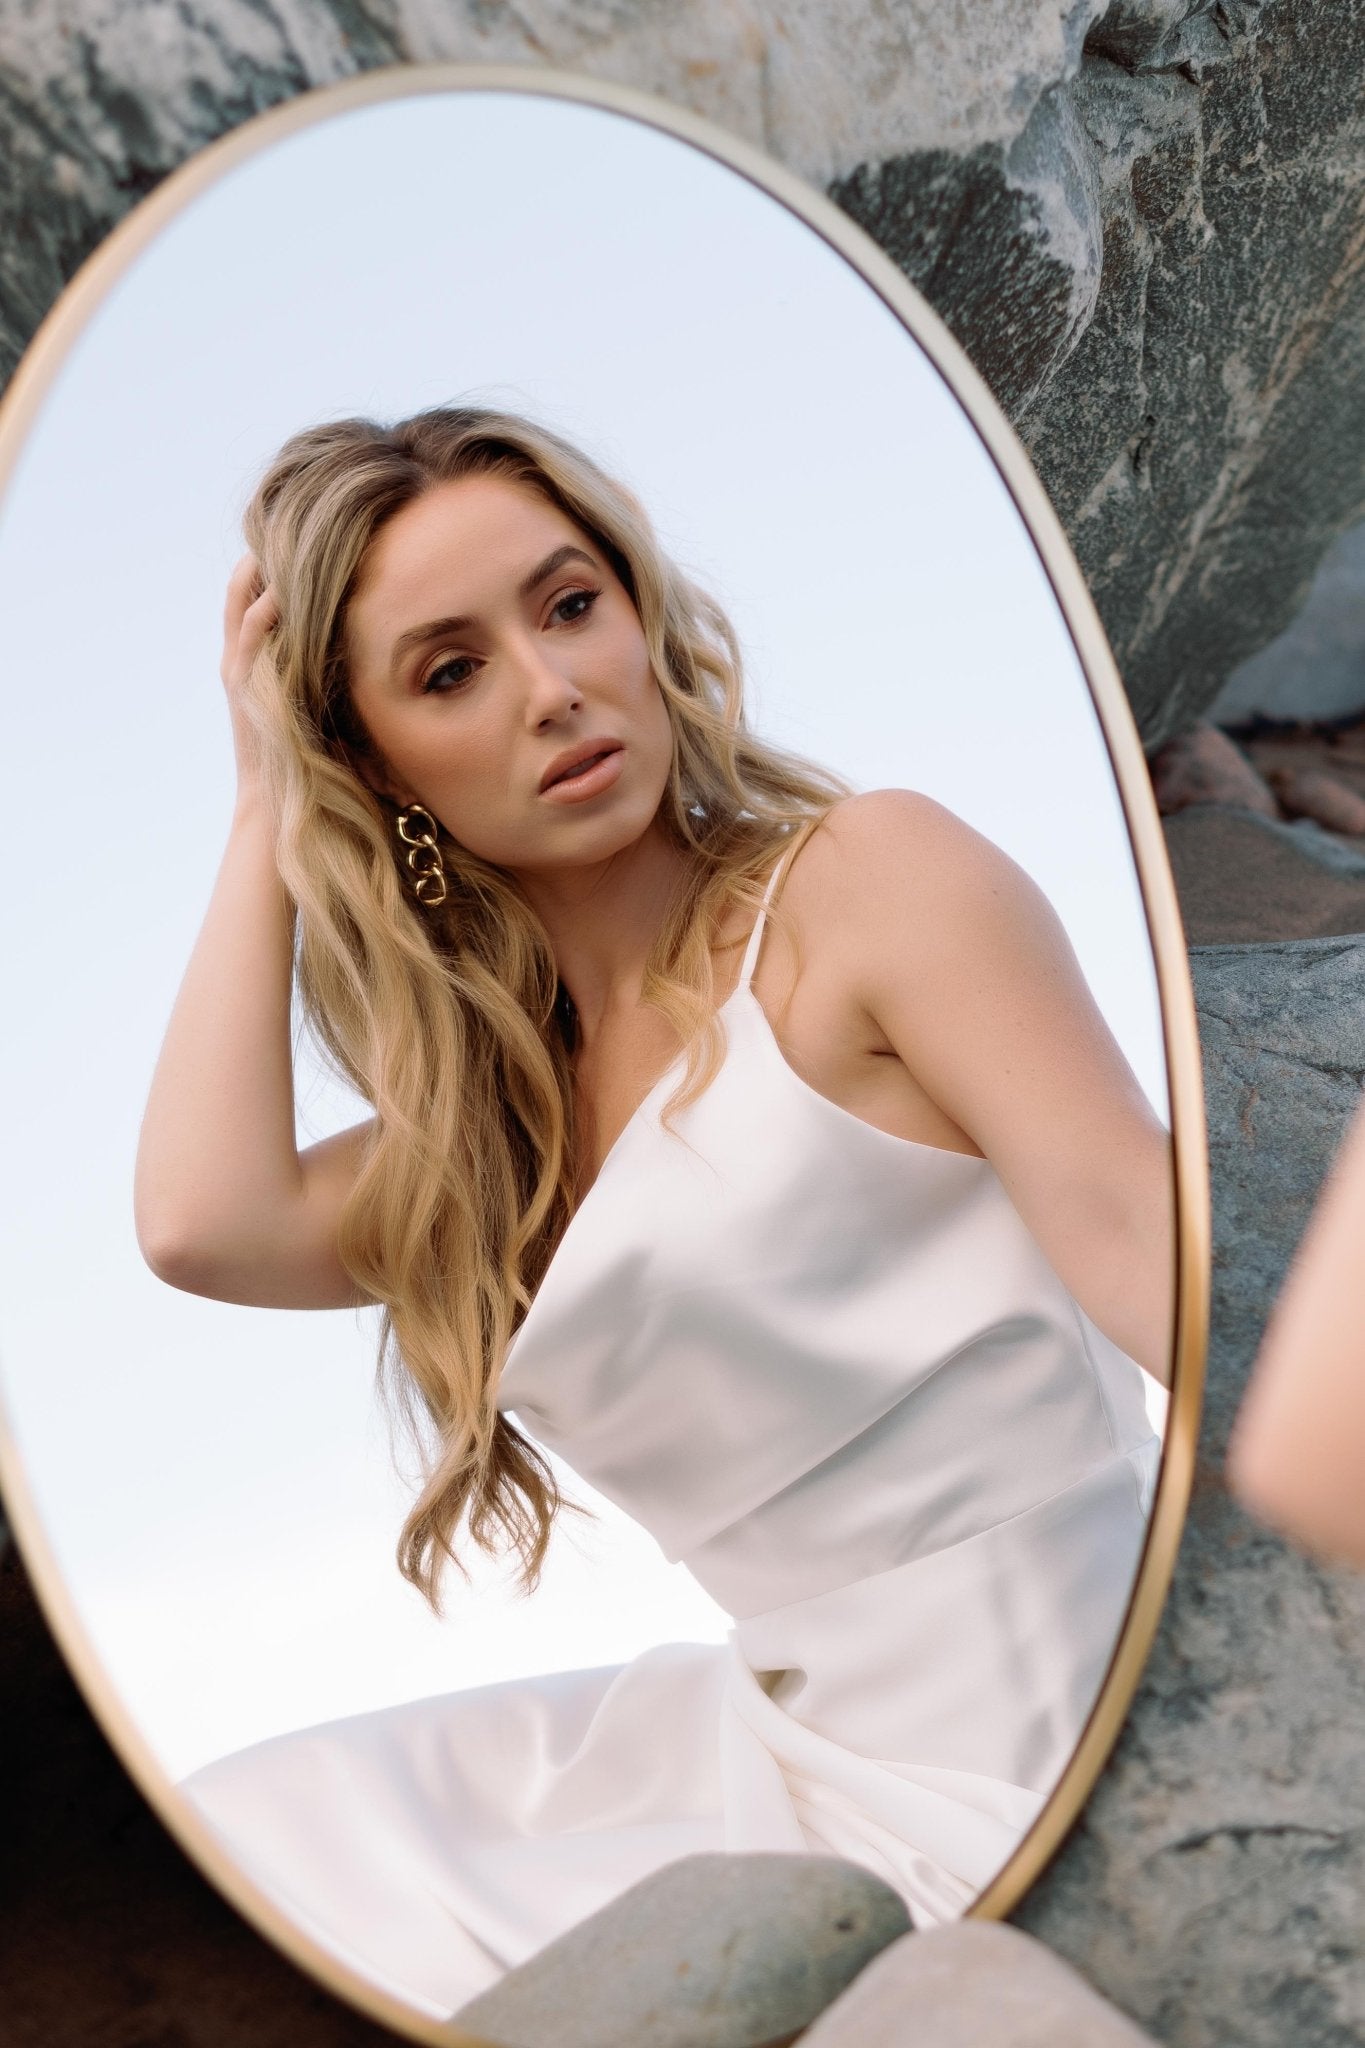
[552,587,599,625]
[418,591,598,691]
[422,655,477,695]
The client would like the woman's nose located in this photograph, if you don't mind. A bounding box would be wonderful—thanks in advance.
[517,639,583,726]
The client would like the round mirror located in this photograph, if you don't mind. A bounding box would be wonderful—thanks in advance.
[0,68,1205,2042]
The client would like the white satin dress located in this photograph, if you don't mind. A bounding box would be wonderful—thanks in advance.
[184,850,1161,2018]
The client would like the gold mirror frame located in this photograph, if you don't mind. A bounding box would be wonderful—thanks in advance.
[0,62,1209,2045]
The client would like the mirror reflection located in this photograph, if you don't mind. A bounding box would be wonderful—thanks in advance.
[0,84,1174,2022]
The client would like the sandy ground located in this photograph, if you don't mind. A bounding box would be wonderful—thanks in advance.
[1162,719,1365,945]
[1163,807,1365,944]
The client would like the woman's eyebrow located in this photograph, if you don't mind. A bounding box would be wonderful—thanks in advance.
[387,545,600,676]
[518,543,598,597]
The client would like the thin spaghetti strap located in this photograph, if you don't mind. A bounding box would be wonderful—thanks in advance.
[737,841,799,993]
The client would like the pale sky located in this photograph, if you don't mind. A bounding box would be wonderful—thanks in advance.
[0,87,1168,1781]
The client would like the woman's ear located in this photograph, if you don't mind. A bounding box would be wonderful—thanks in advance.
[344,741,408,806]
[326,689,410,806]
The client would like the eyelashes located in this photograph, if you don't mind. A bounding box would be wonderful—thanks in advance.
[422,653,477,695]
[550,587,599,626]
[420,587,601,696]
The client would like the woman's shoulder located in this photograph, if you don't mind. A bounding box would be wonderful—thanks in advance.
[791,789,1016,903]
[779,789,1046,984]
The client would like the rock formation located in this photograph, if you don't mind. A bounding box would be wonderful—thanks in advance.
[833,1,1365,743]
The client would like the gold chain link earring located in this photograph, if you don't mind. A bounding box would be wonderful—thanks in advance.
[395,804,448,907]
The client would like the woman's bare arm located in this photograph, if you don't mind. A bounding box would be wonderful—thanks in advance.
[815,791,1176,1385]
[1228,1094,1365,1564]
[133,557,372,1310]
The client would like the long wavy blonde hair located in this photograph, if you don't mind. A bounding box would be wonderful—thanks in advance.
[240,405,848,1607]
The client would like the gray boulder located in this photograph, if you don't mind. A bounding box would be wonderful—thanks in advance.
[831,1,1365,744]
[1024,0,1365,744]
[450,1853,910,2048]
[0,0,1114,389]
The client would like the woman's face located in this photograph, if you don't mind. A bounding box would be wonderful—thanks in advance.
[343,472,674,877]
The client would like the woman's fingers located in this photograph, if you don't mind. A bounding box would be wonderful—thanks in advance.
[220,556,280,794]
[223,551,263,640]
[221,554,279,689]
[239,585,281,666]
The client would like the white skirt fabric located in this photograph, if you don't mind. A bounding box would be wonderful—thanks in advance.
[185,1635,1031,2018]
[184,1441,1154,2018]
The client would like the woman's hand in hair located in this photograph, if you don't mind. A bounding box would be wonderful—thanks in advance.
[134,553,372,1313]
[220,551,279,800]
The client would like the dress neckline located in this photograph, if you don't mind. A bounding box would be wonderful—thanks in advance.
[578,840,992,1206]
[576,976,987,1216]
[505,859,987,1373]
[503,970,988,1382]
[565,850,795,1212]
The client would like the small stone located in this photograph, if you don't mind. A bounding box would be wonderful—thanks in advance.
[801,1923,1158,2046]
[1147,722,1279,817]
[1265,764,1365,838]
[451,1853,910,2048]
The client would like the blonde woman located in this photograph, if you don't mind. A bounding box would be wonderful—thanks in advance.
[135,407,1173,2014]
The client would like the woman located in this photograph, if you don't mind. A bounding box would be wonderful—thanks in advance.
[135,406,1173,2015]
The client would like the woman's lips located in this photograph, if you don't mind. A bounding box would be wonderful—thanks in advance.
[539,745,625,804]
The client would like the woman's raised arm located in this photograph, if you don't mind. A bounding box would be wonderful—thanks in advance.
[133,556,373,1310]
